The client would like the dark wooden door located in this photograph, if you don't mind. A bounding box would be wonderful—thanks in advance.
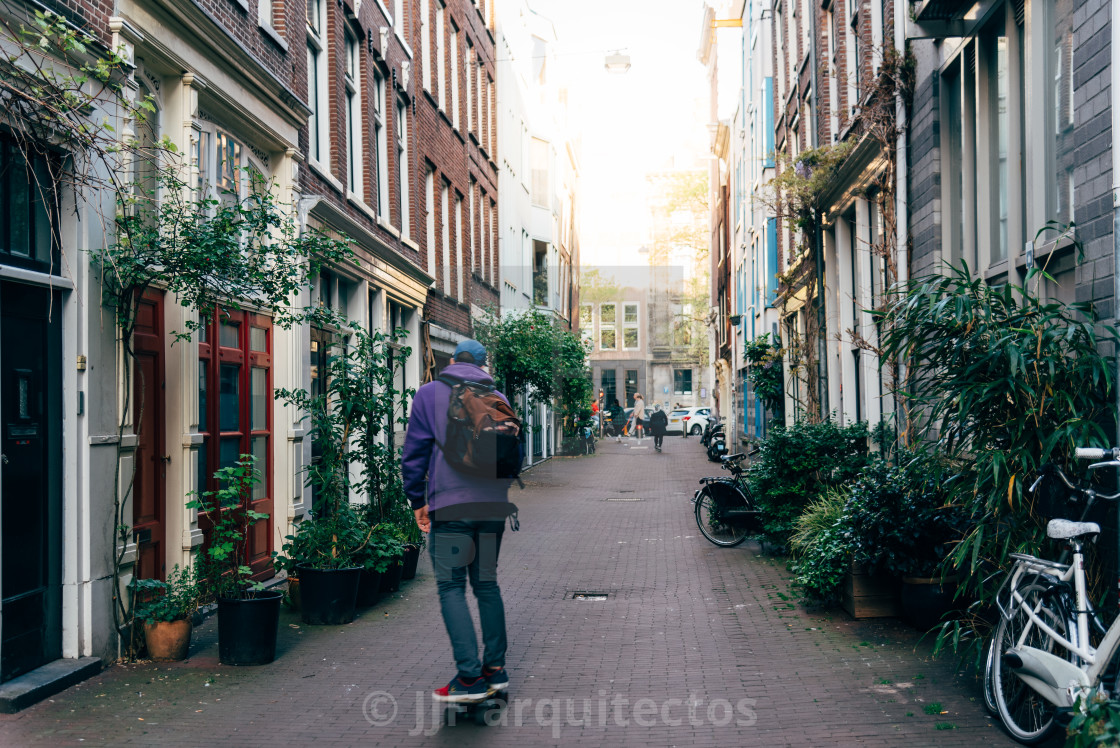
[0,282,61,682]
[132,291,166,581]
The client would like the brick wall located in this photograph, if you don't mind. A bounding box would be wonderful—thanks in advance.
[412,0,500,336]
[907,40,941,280]
[1072,0,1114,318]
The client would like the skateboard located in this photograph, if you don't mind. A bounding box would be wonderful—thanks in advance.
[443,688,510,726]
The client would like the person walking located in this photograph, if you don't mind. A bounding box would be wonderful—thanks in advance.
[401,339,516,704]
[631,393,646,442]
[649,403,668,452]
[608,398,625,443]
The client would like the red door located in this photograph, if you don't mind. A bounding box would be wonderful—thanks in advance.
[133,291,166,581]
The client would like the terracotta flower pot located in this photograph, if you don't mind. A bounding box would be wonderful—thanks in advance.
[143,619,193,662]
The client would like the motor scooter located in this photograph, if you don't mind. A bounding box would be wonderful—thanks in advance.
[707,430,728,462]
[701,416,723,448]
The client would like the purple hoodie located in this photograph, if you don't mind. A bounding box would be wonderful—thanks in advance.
[401,361,514,512]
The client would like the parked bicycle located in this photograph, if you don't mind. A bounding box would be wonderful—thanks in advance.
[692,453,762,547]
[987,446,1120,744]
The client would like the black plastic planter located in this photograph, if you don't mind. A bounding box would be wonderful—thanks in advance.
[401,544,421,580]
[378,555,405,593]
[217,590,282,665]
[356,569,382,607]
[298,565,362,625]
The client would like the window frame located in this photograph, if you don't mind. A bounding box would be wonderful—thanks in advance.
[622,302,639,351]
[599,302,617,351]
[345,29,364,200]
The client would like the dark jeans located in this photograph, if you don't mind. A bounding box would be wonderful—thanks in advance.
[429,517,507,680]
[654,435,664,449]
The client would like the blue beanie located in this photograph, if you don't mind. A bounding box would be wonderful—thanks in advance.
[453,339,487,366]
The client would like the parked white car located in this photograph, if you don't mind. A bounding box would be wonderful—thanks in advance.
[667,407,710,435]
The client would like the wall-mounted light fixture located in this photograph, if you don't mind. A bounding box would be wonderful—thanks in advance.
[604,50,631,74]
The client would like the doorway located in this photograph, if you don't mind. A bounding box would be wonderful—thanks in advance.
[132,291,166,581]
[0,281,62,682]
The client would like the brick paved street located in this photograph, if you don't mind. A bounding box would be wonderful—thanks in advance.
[0,437,1031,747]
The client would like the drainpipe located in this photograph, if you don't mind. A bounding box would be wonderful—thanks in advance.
[1112,0,1120,605]
[894,0,908,442]
[809,0,828,419]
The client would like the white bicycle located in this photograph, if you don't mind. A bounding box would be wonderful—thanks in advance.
[987,446,1120,743]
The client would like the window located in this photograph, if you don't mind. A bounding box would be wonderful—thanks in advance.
[1046,7,1075,227]
[394,0,404,33]
[421,0,432,92]
[306,0,327,165]
[466,43,474,134]
[455,194,464,300]
[450,21,460,130]
[396,98,410,236]
[425,166,436,276]
[533,241,547,305]
[436,2,446,111]
[345,31,363,199]
[215,130,244,206]
[468,177,477,273]
[441,181,450,294]
[373,71,389,217]
[599,303,617,350]
[848,0,860,110]
[601,369,616,407]
[622,303,639,350]
[198,309,273,577]
[579,304,593,347]
[530,138,549,206]
[673,369,693,395]
[625,370,637,407]
[0,135,57,272]
[775,6,784,104]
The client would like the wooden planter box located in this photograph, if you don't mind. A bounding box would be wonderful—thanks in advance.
[841,564,901,619]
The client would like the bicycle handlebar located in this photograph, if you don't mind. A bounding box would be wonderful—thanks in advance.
[1076,447,1114,460]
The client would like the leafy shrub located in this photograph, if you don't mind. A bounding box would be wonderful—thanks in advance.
[1066,689,1120,747]
[789,489,852,603]
[130,564,201,623]
[846,449,965,579]
[877,262,1118,664]
[747,419,870,546]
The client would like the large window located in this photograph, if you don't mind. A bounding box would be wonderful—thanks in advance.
[345,31,363,199]
[466,43,474,134]
[306,0,327,165]
[396,98,410,237]
[579,304,592,348]
[373,70,389,218]
[198,310,273,577]
[436,1,446,111]
[455,194,464,300]
[601,369,616,407]
[673,369,693,396]
[450,21,460,130]
[622,303,639,350]
[425,166,436,276]
[421,0,432,92]
[599,303,617,350]
[441,181,450,294]
[0,135,57,273]
[530,138,549,206]
[625,369,638,408]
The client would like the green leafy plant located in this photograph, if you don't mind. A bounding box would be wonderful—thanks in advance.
[187,455,269,601]
[1066,690,1120,747]
[789,489,852,604]
[743,333,785,417]
[877,262,1118,665]
[129,564,202,624]
[845,448,965,579]
[474,307,591,432]
[275,311,413,571]
[747,419,870,546]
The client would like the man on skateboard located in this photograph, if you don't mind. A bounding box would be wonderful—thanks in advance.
[402,339,516,704]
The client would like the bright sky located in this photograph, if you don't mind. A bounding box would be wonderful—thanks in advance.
[528,0,712,271]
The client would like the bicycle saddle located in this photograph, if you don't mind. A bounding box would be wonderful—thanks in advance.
[1047,518,1100,540]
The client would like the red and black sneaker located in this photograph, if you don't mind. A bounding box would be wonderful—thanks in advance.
[432,675,489,703]
[482,666,509,692]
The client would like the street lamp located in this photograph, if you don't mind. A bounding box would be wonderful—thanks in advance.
[604,50,631,74]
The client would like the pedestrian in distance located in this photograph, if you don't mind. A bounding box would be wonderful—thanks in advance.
[401,339,519,704]
[608,398,625,443]
[631,393,646,443]
[649,403,668,452]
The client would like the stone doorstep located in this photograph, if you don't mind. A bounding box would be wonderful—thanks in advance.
[0,656,102,714]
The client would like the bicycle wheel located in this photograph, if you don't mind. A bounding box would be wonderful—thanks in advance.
[992,582,1072,744]
[982,637,998,715]
[694,483,750,547]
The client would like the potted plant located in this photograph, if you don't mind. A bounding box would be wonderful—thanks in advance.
[275,312,414,620]
[846,449,965,629]
[274,503,371,624]
[130,564,201,661]
[189,455,281,665]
